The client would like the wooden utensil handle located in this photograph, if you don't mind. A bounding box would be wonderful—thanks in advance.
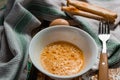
[98,53,108,80]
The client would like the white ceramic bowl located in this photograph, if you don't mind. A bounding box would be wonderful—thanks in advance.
[29,25,98,80]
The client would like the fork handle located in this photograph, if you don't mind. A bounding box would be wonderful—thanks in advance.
[98,53,108,80]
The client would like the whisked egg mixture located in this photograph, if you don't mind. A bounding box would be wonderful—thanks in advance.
[40,41,84,76]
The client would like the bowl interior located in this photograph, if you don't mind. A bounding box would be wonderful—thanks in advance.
[29,26,98,79]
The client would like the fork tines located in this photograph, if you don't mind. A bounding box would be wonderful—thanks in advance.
[99,21,110,34]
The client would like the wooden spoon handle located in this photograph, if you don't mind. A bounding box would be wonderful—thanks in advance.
[98,53,108,80]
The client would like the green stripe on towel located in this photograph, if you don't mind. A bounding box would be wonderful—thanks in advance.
[14,12,32,33]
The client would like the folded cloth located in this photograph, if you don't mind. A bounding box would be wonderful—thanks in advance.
[0,0,120,80]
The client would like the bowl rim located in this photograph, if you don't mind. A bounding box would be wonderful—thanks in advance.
[29,25,98,79]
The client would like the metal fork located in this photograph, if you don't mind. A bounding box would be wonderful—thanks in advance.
[98,21,110,80]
